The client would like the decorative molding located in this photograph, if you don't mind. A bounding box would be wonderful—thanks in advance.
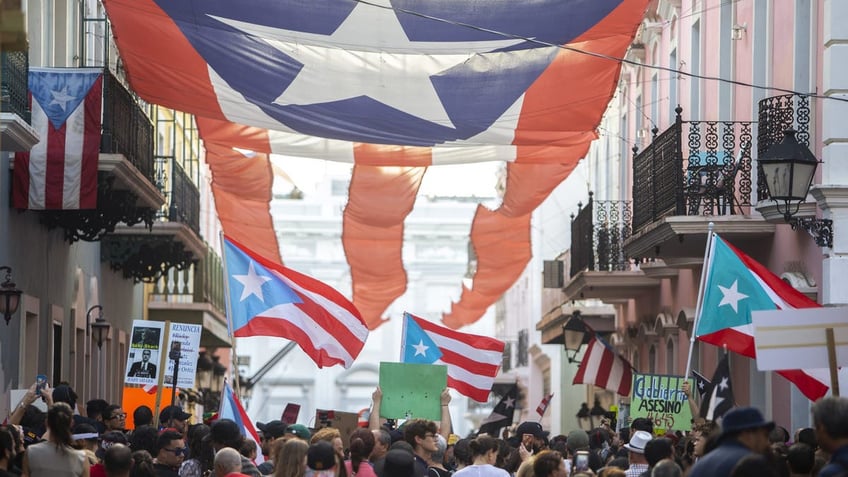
[0,112,38,151]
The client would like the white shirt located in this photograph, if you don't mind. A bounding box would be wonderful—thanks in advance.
[452,464,511,477]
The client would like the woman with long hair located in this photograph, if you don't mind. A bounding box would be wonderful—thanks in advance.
[452,436,510,477]
[345,429,376,477]
[272,439,309,477]
[22,402,89,477]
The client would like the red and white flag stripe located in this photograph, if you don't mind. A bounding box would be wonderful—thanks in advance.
[13,72,101,210]
[536,393,554,416]
[411,314,505,402]
[573,337,633,397]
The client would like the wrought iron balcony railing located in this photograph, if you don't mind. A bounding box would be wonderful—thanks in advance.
[162,160,201,235]
[571,192,633,277]
[757,94,811,201]
[631,107,754,235]
[1,51,29,122]
[102,69,155,185]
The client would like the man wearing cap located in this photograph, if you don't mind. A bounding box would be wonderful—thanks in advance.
[255,420,288,475]
[516,421,549,460]
[284,423,312,442]
[624,430,651,477]
[688,407,774,477]
[812,396,848,477]
[159,406,191,436]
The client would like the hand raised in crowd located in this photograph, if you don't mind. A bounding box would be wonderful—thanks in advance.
[372,385,382,403]
[440,387,451,406]
[681,380,692,398]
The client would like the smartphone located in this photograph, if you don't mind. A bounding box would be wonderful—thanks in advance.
[35,374,47,396]
[575,450,590,472]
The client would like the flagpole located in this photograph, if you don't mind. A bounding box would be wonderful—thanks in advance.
[219,232,242,400]
[685,223,715,380]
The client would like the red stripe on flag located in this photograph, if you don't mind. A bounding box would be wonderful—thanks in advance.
[594,343,614,388]
[234,317,347,369]
[698,328,756,359]
[776,369,829,401]
[45,122,66,209]
[414,317,505,352]
[446,376,491,403]
[12,151,30,209]
[573,337,633,396]
[439,348,501,378]
[80,76,103,209]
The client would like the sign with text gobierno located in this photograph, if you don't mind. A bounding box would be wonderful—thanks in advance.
[630,373,694,431]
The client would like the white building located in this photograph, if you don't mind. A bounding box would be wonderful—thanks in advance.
[237,161,502,437]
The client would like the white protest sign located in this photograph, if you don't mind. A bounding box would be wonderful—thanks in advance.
[752,307,848,371]
[163,322,203,389]
[125,320,166,386]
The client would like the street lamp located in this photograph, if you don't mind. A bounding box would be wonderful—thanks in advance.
[0,266,22,325]
[86,305,110,349]
[759,129,833,247]
[562,311,590,364]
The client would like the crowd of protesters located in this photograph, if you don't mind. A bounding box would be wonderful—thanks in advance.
[2,379,847,477]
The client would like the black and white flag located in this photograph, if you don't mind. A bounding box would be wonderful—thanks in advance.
[478,384,518,436]
[700,354,734,421]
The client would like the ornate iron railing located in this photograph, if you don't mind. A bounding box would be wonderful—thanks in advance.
[632,107,754,235]
[757,94,811,200]
[101,69,155,184]
[167,161,200,234]
[571,193,632,275]
[1,51,28,122]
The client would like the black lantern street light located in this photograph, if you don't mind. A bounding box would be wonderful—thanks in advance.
[562,310,590,364]
[86,305,111,349]
[0,266,22,325]
[759,129,833,247]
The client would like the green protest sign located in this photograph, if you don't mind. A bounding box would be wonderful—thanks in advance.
[630,373,694,431]
[379,362,447,421]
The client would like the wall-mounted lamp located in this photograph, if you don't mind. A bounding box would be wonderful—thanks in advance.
[731,23,747,41]
[758,129,833,248]
[86,305,111,349]
[562,310,590,364]
[0,266,22,325]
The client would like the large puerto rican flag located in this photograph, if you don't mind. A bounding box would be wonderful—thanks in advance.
[696,233,838,401]
[14,68,102,210]
[102,0,646,159]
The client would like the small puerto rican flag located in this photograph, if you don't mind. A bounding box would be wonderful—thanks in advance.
[536,393,554,417]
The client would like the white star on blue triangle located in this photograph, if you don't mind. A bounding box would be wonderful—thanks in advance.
[29,68,102,129]
[402,313,443,364]
[224,239,302,332]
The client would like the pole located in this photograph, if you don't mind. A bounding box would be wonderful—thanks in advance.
[170,351,181,408]
[685,224,716,380]
[153,321,171,426]
[826,327,840,397]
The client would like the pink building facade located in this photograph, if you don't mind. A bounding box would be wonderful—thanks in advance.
[538,0,848,432]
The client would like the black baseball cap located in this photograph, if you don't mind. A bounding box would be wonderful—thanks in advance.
[160,405,191,422]
[257,420,287,439]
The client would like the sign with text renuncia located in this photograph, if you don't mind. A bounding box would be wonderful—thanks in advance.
[630,373,694,431]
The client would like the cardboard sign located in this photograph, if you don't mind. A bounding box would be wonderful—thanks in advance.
[314,409,359,447]
[752,307,848,370]
[378,362,446,421]
[630,373,693,431]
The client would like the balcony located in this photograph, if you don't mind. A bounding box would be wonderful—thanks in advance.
[0,51,38,151]
[754,94,817,222]
[147,246,231,349]
[624,107,774,259]
[101,159,204,282]
[563,193,659,302]
[37,68,164,242]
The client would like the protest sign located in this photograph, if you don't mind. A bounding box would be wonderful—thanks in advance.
[163,322,203,389]
[125,321,165,386]
[630,373,693,431]
[379,362,447,421]
[315,409,359,447]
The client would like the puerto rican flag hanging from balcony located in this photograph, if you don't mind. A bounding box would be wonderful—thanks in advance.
[13,68,102,210]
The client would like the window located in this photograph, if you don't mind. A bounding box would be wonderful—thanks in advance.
[690,21,701,119]
[52,323,63,385]
[517,329,529,367]
[666,338,675,375]
[648,345,656,374]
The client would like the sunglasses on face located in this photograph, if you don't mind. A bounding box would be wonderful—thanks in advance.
[163,446,188,456]
[109,413,127,420]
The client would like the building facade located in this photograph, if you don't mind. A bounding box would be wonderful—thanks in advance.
[536,0,847,434]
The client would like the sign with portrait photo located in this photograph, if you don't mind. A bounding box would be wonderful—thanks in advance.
[125,320,165,385]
